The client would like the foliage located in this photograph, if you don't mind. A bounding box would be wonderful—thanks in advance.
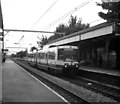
[11,54,16,57]
[36,16,89,45]
[97,1,120,23]
[30,46,38,52]
[48,24,66,42]
[65,16,89,35]
[48,15,89,42]
[37,35,48,49]
[16,50,27,58]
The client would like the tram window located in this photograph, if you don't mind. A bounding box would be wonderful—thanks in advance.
[48,52,51,59]
[45,53,48,59]
[72,49,78,60]
[58,49,64,60]
[58,48,78,61]
[43,53,45,59]
[51,52,55,59]
[38,53,40,59]
[40,53,44,59]
[48,51,55,59]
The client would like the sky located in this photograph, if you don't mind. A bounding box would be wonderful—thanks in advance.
[1,0,106,54]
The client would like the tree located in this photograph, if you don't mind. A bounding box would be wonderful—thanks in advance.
[55,24,66,37]
[97,1,120,23]
[69,15,77,28]
[49,24,66,41]
[48,35,56,42]
[16,50,27,58]
[97,1,120,69]
[30,46,38,52]
[48,15,89,42]
[11,54,16,57]
[67,17,89,35]
[37,35,48,49]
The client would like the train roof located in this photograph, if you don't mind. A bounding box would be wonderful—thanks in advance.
[57,45,78,49]
[36,45,78,53]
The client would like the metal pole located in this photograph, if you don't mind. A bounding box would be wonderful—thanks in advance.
[106,41,109,70]
[2,30,4,51]
[4,29,65,35]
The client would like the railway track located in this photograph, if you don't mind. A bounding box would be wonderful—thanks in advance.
[13,58,119,103]
[27,69,91,104]
[58,75,120,102]
[13,59,92,103]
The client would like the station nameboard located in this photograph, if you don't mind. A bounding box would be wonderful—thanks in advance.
[2,49,8,51]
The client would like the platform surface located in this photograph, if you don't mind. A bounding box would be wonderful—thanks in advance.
[79,66,120,77]
[2,59,67,103]
[0,45,2,103]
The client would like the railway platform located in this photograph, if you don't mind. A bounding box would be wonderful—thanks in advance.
[79,66,120,77]
[2,59,68,103]
[78,66,120,88]
[0,67,1,103]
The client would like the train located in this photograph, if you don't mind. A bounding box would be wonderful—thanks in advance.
[26,45,79,75]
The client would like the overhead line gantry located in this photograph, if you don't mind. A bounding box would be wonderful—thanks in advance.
[3,29,65,35]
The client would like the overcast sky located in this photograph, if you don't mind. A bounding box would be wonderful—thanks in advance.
[1,0,105,54]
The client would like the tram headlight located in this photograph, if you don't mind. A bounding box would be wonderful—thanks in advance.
[75,64,79,68]
[64,63,68,68]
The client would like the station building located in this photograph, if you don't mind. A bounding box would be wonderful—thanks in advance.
[48,22,120,71]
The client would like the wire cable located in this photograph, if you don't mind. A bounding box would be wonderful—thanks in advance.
[89,19,103,24]
[36,0,93,46]
[25,0,59,46]
[14,0,93,47]
[31,0,59,29]
[16,0,58,45]
[43,0,93,30]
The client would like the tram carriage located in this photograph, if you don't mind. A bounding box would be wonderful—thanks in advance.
[28,45,79,75]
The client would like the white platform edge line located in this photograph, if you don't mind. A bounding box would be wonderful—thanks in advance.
[14,61,69,103]
[0,43,2,103]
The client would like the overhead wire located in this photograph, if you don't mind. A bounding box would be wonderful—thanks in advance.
[19,35,24,42]
[31,0,59,29]
[18,0,59,45]
[89,19,103,24]
[15,0,97,48]
[30,0,59,42]
[42,0,93,30]
[34,0,94,42]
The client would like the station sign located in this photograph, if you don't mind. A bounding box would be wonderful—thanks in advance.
[2,49,8,51]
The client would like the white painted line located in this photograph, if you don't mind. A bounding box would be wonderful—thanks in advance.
[0,43,2,102]
[14,62,69,103]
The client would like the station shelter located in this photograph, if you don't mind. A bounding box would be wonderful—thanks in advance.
[48,22,120,71]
